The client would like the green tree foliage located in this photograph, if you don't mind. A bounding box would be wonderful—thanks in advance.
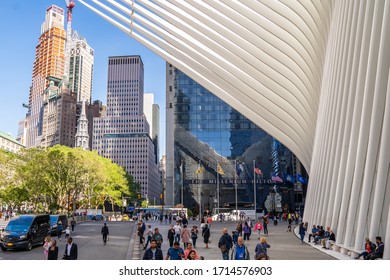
[0,146,136,213]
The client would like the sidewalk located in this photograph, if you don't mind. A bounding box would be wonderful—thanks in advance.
[0,218,8,231]
[134,219,336,260]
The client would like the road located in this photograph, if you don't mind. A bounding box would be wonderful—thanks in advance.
[0,220,134,260]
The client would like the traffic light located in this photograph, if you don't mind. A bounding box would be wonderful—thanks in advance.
[137,193,141,200]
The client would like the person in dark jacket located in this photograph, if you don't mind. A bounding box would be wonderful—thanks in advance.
[143,240,164,260]
[101,223,109,245]
[218,228,233,260]
[255,237,271,259]
[70,218,76,232]
[299,222,306,243]
[63,237,78,260]
[202,224,211,248]
[167,224,175,247]
[47,239,58,260]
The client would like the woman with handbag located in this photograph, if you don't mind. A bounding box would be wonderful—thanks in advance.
[190,225,199,248]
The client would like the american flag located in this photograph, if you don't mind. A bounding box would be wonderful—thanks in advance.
[272,173,283,183]
[254,167,262,175]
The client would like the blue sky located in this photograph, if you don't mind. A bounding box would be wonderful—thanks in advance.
[0,0,166,157]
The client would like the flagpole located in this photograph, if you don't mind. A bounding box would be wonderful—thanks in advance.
[217,161,220,215]
[253,159,256,219]
[235,160,238,221]
[181,161,183,212]
[198,160,202,222]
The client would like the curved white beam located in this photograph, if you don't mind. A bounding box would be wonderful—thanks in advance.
[79,0,390,259]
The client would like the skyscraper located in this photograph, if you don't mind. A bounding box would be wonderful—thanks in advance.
[67,31,94,103]
[40,77,77,148]
[92,56,159,201]
[25,3,95,149]
[144,93,160,164]
[26,5,66,148]
[166,65,302,212]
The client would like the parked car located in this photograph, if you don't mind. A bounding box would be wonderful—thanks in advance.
[0,214,50,251]
[49,215,68,235]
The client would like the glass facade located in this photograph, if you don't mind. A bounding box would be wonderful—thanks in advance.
[170,68,301,215]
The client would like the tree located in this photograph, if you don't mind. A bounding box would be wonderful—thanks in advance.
[0,145,132,214]
[16,148,49,212]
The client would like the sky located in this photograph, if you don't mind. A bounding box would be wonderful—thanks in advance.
[0,0,166,157]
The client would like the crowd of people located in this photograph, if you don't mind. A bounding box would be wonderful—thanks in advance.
[37,211,385,261]
[139,215,272,260]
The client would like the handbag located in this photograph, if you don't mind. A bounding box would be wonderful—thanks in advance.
[219,244,228,253]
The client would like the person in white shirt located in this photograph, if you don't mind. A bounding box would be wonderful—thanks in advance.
[173,222,182,242]
[143,225,153,249]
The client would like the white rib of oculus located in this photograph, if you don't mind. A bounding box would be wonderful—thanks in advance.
[79,0,390,259]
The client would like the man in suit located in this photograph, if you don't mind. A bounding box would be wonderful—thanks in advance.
[63,237,78,260]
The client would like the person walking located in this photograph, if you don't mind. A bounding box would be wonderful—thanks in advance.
[63,237,78,260]
[246,217,253,239]
[47,239,58,260]
[218,228,233,260]
[184,243,199,260]
[173,221,182,242]
[165,241,185,260]
[207,216,213,231]
[255,237,271,259]
[262,214,269,235]
[57,221,63,241]
[70,218,76,232]
[167,224,175,247]
[236,221,243,237]
[101,222,109,245]
[230,237,250,260]
[186,250,198,260]
[190,225,199,248]
[181,225,191,248]
[254,220,263,240]
[143,225,153,250]
[202,224,211,248]
[143,240,164,260]
[299,222,306,243]
[65,226,71,241]
[243,222,251,241]
[152,228,163,249]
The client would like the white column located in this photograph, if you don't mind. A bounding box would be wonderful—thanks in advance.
[355,0,390,249]
[385,203,390,260]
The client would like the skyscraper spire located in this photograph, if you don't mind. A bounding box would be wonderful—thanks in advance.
[63,0,76,86]
[75,100,89,150]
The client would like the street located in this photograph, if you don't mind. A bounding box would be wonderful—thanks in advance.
[0,220,134,260]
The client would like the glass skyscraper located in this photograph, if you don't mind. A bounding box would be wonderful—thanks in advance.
[166,64,302,214]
